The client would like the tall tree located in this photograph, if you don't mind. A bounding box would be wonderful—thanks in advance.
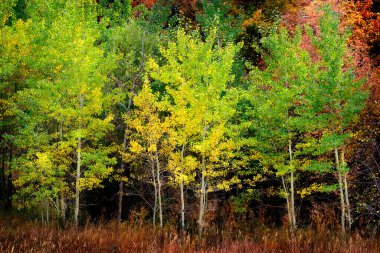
[0,10,34,210]
[13,1,118,226]
[127,82,170,229]
[105,11,164,222]
[306,5,368,233]
[148,28,240,238]
[248,26,313,232]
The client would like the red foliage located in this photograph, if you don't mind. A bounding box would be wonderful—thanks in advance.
[132,0,157,9]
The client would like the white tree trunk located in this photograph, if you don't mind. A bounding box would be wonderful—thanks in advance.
[281,176,292,229]
[198,123,207,239]
[150,153,157,228]
[74,95,83,227]
[341,150,352,228]
[155,147,163,228]
[75,134,81,227]
[288,140,296,231]
[335,148,345,234]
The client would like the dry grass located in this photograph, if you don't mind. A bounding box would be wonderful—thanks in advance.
[0,215,379,252]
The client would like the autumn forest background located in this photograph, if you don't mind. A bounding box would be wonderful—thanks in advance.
[0,0,380,252]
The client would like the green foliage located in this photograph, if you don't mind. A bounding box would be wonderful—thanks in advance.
[230,189,259,215]
[99,0,132,27]
[196,0,243,44]
[0,0,16,26]
[248,25,312,183]
[11,4,117,209]
[0,0,371,229]
[306,5,367,136]
[148,28,241,192]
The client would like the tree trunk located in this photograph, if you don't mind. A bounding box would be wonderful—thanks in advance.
[198,123,207,240]
[155,147,163,228]
[74,95,83,227]
[288,140,296,231]
[58,121,66,223]
[198,157,205,240]
[150,153,157,228]
[180,143,185,237]
[335,148,345,234]
[281,176,292,228]
[117,179,124,223]
[341,150,352,229]
[75,135,81,226]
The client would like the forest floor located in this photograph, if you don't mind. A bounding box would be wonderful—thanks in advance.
[1,214,379,253]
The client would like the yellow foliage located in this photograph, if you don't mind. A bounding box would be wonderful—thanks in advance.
[35,152,53,171]
[130,141,144,154]
[148,143,157,152]
[298,183,325,198]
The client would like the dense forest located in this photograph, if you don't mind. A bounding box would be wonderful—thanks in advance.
[1,0,380,252]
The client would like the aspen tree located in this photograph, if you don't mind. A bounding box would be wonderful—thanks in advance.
[306,5,367,233]
[148,29,240,239]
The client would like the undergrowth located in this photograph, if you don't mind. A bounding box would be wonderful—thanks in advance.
[0,215,379,252]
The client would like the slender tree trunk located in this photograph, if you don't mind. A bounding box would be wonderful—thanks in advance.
[198,156,205,240]
[150,153,157,228]
[75,135,81,226]
[204,181,208,217]
[117,180,124,222]
[198,123,207,240]
[288,140,296,231]
[57,122,62,221]
[343,174,351,228]
[155,147,163,228]
[341,150,352,229]
[58,121,66,223]
[281,176,292,228]
[335,148,345,234]
[180,143,185,237]
[75,95,83,227]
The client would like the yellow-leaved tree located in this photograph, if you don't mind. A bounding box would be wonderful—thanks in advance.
[126,82,170,229]
[148,29,241,238]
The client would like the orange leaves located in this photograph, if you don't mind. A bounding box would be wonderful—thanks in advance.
[132,0,157,9]
[342,0,380,47]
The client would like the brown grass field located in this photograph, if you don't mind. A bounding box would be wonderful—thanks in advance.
[0,215,379,253]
